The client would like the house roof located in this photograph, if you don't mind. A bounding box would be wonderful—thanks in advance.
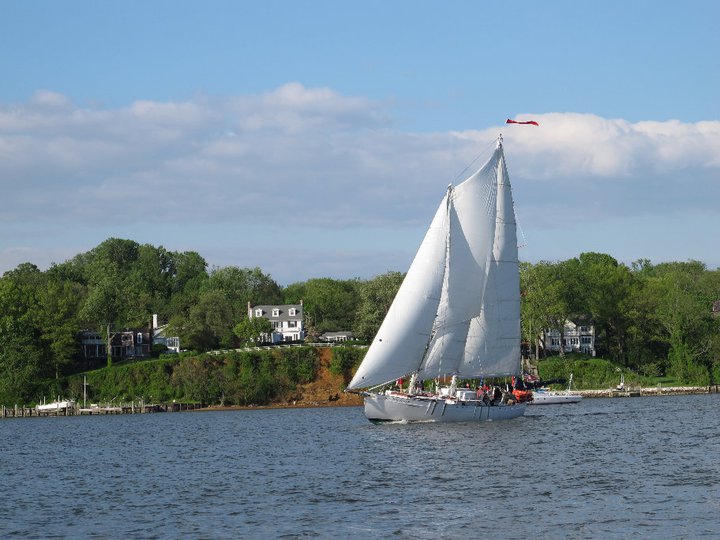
[321,331,353,338]
[250,304,303,322]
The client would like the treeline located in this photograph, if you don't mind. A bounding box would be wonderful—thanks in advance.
[522,253,720,384]
[62,347,323,407]
[1,238,719,405]
[0,238,399,404]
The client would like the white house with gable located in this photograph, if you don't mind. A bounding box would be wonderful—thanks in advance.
[247,301,305,343]
[543,315,596,356]
[152,314,181,353]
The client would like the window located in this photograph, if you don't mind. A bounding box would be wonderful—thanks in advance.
[255,309,263,317]
[288,321,297,328]
[272,308,280,317]
[289,308,297,316]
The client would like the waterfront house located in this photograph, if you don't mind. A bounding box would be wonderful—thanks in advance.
[111,329,152,359]
[151,314,181,353]
[320,331,354,343]
[79,327,152,363]
[80,330,106,361]
[543,315,596,356]
[247,301,305,343]
[80,315,168,364]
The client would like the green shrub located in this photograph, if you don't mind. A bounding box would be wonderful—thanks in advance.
[329,346,365,378]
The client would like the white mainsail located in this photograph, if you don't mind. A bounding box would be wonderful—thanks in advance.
[346,140,520,391]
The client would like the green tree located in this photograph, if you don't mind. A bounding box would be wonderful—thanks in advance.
[205,266,283,321]
[79,239,143,365]
[169,250,208,297]
[283,282,306,304]
[573,252,634,362]
[233,316,273,345]
[290,278,360,335]
[520,261,573,358]
[0,265,46,403]
[124,244,175,320]
[354,272,404,341]
[174,290,234,351]
[37,279,84,378]
[647,261,719,383]
[624,262,668,376]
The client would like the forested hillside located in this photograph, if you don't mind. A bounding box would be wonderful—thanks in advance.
[521,254,720,383]
[1,238,719,405]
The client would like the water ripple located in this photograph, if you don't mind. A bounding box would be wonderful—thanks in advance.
[1,395,720,538]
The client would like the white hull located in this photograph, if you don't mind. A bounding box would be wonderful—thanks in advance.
[531,392,582,405]
[363,392,526,423]
[36,400,75,411]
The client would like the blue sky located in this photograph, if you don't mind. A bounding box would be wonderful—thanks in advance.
[1,0,718,284]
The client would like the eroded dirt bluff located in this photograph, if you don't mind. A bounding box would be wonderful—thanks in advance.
[294,347,363,407]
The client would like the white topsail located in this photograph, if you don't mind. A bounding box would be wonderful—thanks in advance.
[347,140,520,391]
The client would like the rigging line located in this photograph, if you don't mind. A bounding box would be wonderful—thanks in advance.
[450,137,498,186]
[516,215,529,250]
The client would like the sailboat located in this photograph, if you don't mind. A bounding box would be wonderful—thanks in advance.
[346,136,527,423]
[530,373,583,405]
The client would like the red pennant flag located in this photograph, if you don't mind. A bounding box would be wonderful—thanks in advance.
[506,119,539,126]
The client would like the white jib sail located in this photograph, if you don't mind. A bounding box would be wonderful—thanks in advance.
[346,192,450,390]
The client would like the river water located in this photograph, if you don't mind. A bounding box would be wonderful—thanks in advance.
[1,394,718,539]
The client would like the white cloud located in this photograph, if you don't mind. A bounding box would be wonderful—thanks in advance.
[29,90,73,109]
[1,88,719,279]
[496,113,720,180]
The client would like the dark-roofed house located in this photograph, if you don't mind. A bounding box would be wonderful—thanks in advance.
[247,301,305,344]
[543,315,596,356]
[80,327,152,364]
[320,331,354,343]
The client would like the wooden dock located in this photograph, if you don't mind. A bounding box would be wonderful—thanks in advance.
[579,385,720,398]
[0,401,203,419]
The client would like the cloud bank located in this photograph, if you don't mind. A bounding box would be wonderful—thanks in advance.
[1,85,718,281]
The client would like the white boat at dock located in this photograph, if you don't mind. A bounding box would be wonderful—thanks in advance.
[36,399,76,412]
[531,374,583,405]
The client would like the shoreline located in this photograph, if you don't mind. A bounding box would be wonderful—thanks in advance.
[576,385,719,398]
[4,385,717,419]
[194,384,718,412]
[194,401,363,413]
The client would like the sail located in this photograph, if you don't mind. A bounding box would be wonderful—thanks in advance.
[347,139,521,389]
[417,164,495,378]
[346,193,449,390]
[458,150,521,377]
